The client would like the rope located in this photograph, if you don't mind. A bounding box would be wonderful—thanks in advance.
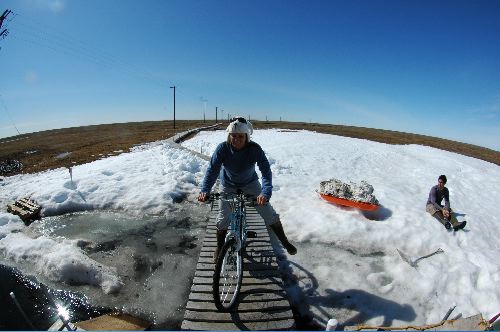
[351,316,490,331]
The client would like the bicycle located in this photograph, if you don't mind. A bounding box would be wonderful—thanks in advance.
[209,190,258,311]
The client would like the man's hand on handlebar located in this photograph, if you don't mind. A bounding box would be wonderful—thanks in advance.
[256,194,268,205]
[199,191,267,205]
[198,192,209,202]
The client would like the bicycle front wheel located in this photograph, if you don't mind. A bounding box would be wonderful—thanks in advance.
[212,238,243,311]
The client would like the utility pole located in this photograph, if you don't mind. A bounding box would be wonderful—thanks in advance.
[170,86,176,129]
[220,109,224,121]
[215,106,218,123]
[200,97,207,123]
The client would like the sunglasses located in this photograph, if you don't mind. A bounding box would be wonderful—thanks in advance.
[230,117,247,124]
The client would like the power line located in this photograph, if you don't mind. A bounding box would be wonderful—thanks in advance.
[7,10,170,92]
[0,94,21,136]
[3,9,226,122]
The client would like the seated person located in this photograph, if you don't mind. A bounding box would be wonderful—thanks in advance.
[426,175,466,231]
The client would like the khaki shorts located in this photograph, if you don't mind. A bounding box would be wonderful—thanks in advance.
[426,203,453,215]
[426,203,441,215]
[216,180,279,230]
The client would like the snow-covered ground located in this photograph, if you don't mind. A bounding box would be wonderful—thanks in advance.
[1,129,498,328]
[184,129,500,327]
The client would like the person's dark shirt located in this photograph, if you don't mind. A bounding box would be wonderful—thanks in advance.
[427,185,450,210]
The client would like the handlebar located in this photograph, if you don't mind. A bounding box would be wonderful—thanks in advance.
[208,192,258,204]
[199,191,270,209]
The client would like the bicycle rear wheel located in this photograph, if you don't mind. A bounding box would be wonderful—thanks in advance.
[212,238,242,311]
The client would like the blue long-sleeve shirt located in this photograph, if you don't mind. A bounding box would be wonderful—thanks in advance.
[201,141,273,198]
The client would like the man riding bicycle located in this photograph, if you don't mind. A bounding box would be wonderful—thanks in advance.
[198,116,297,261]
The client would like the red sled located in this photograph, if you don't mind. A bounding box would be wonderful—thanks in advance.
[319,193,379,211]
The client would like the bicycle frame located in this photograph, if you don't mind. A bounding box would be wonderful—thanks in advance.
[211,191,255,251]
[225,193,248,252]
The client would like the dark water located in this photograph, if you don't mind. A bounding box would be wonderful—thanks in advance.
[0,264,111,330]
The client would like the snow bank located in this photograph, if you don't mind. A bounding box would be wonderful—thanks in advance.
[0,231,122,294]
[0,142,207,221]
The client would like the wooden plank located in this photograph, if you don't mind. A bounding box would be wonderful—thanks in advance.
[183,308,293,322]
[188,290,289,302]
[201,241,274,252]
[193,276,282,286]
[185,299,290,312]
[191,282,284,294]
[202,238,272,246]
[245,238,273,245]
[194,269,281,278]
[202,232,271,239]
[201,241,273,249]
[7,204,29,216]
[18,197,40,210]
[196,261,278,272]
[197,253,277,264]
[181,318,295,331]
[199,249,276,258]
[15,201,39,213]
[197,256,275,264]
[206,226,268,233]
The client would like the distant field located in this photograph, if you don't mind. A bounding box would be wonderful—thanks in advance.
[1,120,498,176]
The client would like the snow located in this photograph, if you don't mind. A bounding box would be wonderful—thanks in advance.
[0,142,208,294]
[319,178,379,204]
[184,129,500,326]
[1,128,499,327]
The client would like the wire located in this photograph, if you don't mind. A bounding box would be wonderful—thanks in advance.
[8,11,169,92]
[0,93,21,135]
[3,9,222,120]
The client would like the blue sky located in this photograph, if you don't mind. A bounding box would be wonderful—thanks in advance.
[1,0,499,151]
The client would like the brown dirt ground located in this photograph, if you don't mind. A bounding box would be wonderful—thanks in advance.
[0,120,498,177]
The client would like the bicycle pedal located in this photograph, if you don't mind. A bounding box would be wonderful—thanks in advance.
[246,231,257,238]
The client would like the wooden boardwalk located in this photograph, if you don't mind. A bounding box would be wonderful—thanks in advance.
[181,204,295,330]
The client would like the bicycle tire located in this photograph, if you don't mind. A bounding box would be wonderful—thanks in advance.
[212,238,242,311]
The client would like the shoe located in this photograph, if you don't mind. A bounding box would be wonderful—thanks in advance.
[270,221,297,255]
[444,221,452,230]
[284,242,297,255]
[246,231,257,238]
[453,220,467,231]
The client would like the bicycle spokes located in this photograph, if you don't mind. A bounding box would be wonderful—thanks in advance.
[213,239,242,311]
